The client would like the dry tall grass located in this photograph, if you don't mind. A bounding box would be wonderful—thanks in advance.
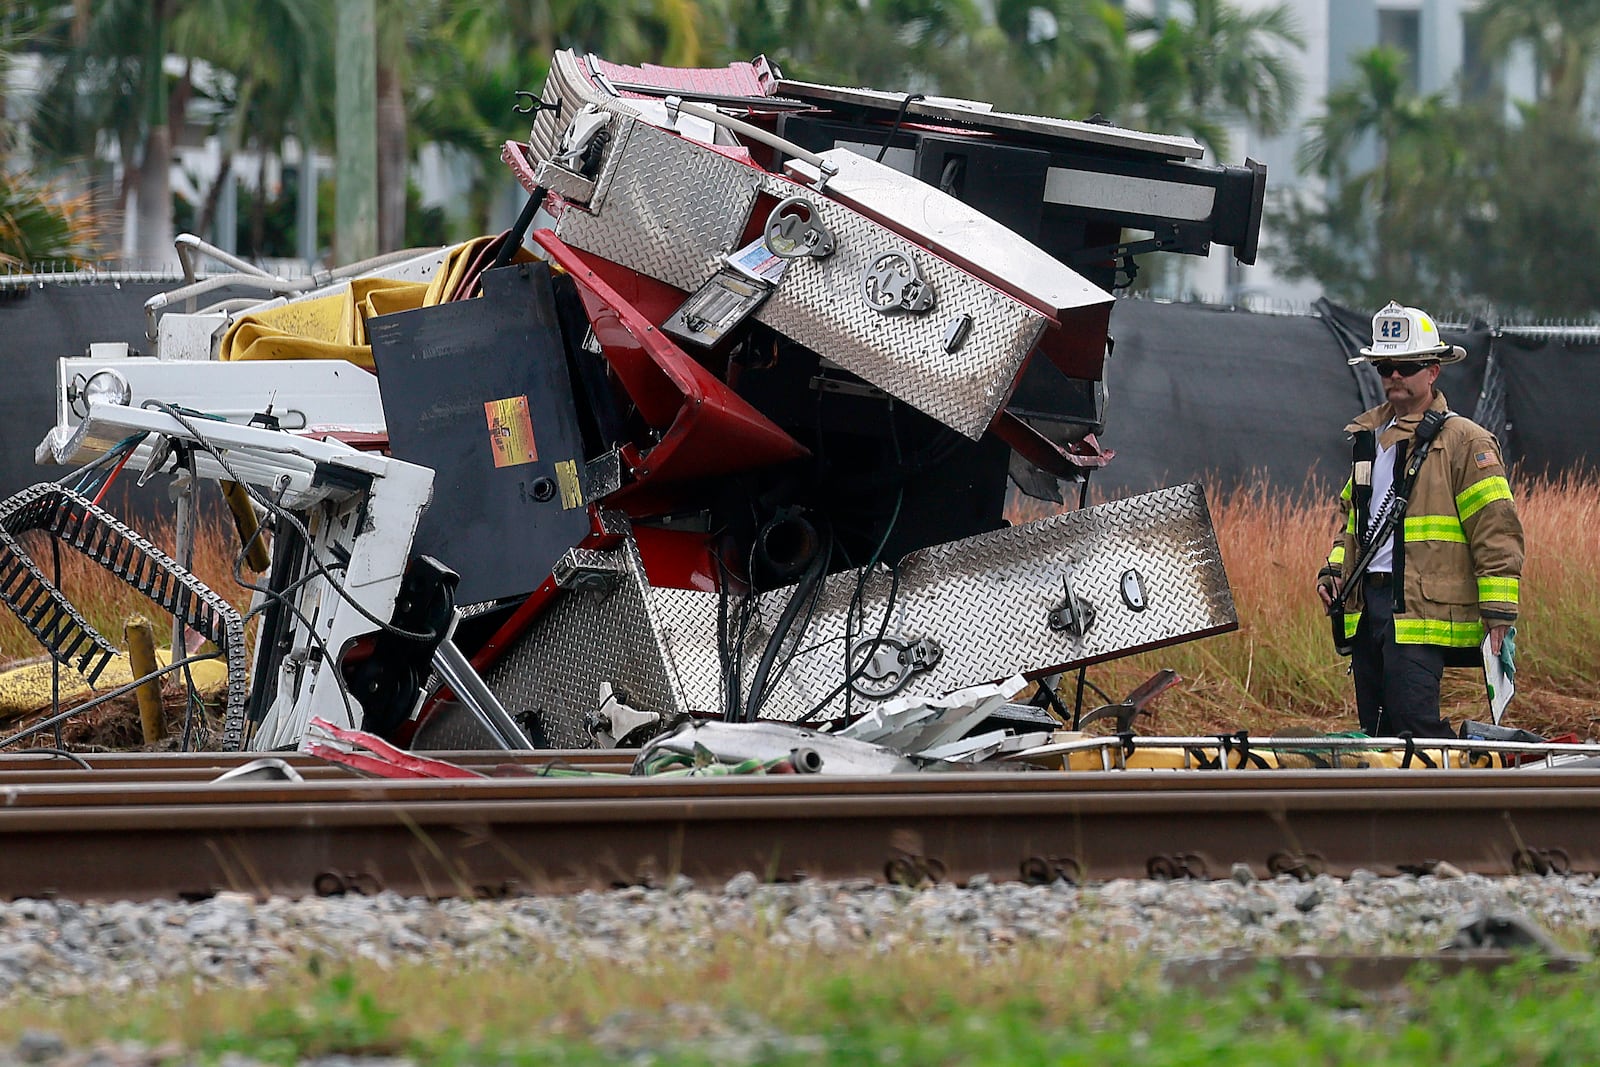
[3,474,1596,744]
[0,507,253,665]
[1032,472,1600,739]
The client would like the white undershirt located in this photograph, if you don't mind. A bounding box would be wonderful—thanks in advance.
[1368,419,1398,573]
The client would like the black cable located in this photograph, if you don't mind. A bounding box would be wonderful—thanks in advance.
[49,537,64,750]
[210,470,355,731]
[57,433,147,492]
[754,529,834,712]
[174,448,200,751]
[243,581,358,729]
[876,93,925,163]
[840,400,906,722]
[714,549,741,722]
[742,523,832,723]
[235,477,298,620]
[794,560,903,726]
[20,747,93,770]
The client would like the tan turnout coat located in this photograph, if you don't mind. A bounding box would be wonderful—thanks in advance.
[1322,391,1524,652]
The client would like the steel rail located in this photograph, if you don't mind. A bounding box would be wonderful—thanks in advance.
[0,769,1598,901]
[0,750,633,780]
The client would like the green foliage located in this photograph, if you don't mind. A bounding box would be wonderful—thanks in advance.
[1270,0,1600,320]
[202,963,405,1064]
[0,171,99,266]
[6,0,1307,255]
[1127,0,1304,156]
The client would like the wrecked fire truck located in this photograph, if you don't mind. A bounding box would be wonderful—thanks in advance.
[7,51,1266,760]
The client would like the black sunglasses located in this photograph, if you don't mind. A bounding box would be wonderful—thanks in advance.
[1372,360,1437,378]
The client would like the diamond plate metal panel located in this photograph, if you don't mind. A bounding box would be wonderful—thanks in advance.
[534,161,598,205]
[528,51,637,169]
[649,585,727,714]
[556,120,761,288]
[483,517,690,748]
[411,702,506,751]
[553,119,1047,440]
[751,173,1046,439]
[484,485,1232,741]
[741,482,1234,721]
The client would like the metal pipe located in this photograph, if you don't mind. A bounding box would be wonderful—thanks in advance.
[432,632,533,750]
[144,274,304,339]
[664,97,838,188]
[173,233,282,283]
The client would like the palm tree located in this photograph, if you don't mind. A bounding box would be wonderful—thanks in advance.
[28,0,329,264]
[1476,0,1600,118]
[1282,47,1449,301]
[400,0,712,245]
[1126,0,1302,156]
[1300,48,1443,189]
[0,171,102,266]
[983,0,1128,117]
[173,0,333,251]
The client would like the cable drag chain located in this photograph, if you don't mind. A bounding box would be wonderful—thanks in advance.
[0,483,250,748]
[0,525,118,682]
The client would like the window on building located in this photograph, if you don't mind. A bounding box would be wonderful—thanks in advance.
[1461,9,1498,102]
[1377,8,1421,93]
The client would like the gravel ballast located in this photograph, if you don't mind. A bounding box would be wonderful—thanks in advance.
[1,871,1597,999]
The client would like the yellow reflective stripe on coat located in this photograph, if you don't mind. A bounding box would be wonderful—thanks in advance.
[1394,617,1484,647]
[1403,515,1466,543]
[1345,510,1357,534]
[1477,575,1520,604]
[1343,610,1360,640]
[1456,475,1512,522]
[1328,544,1346,566]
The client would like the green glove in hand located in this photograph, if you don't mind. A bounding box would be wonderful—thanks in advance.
[1499,626,1517,680]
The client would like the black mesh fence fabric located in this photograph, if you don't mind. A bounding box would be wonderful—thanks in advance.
[0,282,168,498]
[1092,297,1354,500]
[3,283,1596,506]
[1090,296,1583,502]
[1495,329,1600,479]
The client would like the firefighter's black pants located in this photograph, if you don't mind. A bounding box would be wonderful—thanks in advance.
[1351,575,1453,738]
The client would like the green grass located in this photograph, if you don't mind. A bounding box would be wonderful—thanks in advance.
[3,944,1598,1064]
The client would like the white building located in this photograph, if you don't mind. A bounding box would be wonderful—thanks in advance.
[1127,0,1539,309]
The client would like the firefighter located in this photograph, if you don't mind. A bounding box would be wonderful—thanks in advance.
[1316,302,1524,737]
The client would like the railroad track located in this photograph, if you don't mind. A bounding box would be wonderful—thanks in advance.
[1,753,1598,901]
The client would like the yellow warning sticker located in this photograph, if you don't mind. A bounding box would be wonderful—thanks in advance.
[555,459,583,509]
[485,396,537,468]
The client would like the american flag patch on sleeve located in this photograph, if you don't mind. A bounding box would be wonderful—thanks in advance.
[1475,450,1496,469]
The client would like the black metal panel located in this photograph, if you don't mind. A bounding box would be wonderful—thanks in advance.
[912,134,1049,242]
[775,114,1263,269]
[370,263,591,605]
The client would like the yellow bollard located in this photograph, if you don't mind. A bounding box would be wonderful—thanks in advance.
[123,615,165,745]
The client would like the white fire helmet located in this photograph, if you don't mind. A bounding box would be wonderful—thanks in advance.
[1352,301,1466,366]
